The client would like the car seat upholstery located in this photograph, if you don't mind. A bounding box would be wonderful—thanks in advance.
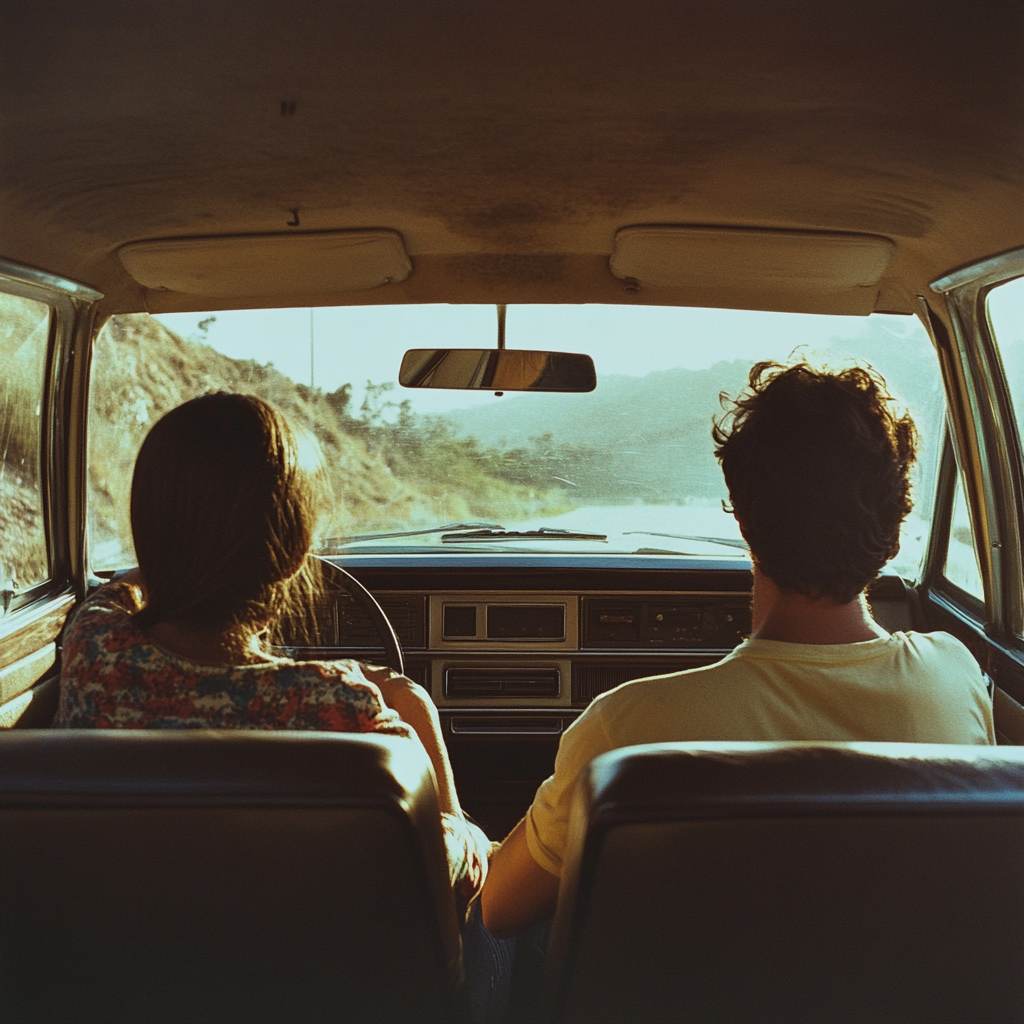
[0,730,464,1024]
[543,741,1024,1024]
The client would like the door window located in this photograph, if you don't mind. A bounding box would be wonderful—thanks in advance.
[986,275,1024,626]
[0,292,52,604]
[943,471,984,602]
[988,276,1024,445]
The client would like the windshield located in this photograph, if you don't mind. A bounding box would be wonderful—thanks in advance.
[87,304,945,575]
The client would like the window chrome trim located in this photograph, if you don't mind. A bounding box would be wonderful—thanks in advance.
[0,259,102,303]
[921,430,956,588]
[931,246,1024,295]
[915,300,995,612]
[0,260,103,605]
[929,249,1024,637]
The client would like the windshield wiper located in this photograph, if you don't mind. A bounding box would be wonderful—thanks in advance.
[623,531,749,551]
[323,522,504,547]
[441,527,607,543]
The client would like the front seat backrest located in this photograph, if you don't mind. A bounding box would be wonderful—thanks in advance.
[544,741,1024,1024]
[0,730,463,1024]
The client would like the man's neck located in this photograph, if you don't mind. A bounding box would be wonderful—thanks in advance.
[750,568,889,645]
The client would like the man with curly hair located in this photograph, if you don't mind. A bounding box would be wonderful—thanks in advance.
[481,361,995,939]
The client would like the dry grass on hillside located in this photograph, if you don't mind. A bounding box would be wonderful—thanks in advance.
[88,315,563,567]
[0,293,51,588]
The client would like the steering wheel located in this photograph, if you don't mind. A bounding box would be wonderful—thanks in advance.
[318,559,405,676]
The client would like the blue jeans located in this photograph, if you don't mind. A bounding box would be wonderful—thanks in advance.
[463,899,517,1023]
[507,917,551,1023]
[462,901,552,1024]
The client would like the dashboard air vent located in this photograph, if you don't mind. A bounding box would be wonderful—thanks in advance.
[446,668,560,698]
[334,593,426,649]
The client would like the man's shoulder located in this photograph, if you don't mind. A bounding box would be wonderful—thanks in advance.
[896,628,972,653]
[890,629,983,678]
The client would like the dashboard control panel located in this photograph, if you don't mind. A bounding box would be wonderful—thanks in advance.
[582,596,750,649]
[429,595,579,651]
[442,603,566,641]
[316,571,755,710]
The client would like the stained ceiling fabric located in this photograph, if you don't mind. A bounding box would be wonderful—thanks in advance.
[1,0,1022,314]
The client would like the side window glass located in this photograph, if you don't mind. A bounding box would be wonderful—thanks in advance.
[0,292,52,603]
[988,276,1024,445]
[987,275,1024,624]
[943,472,984,602]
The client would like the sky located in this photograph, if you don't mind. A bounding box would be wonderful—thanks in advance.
[152,302,941,415]
[989,275,1024,348]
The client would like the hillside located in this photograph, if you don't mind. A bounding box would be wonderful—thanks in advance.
[445,321,948,509]
[446,361,753,502]
[1,293,51,588]
[88,315,565,568]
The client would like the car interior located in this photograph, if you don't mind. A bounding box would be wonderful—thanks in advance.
[2,2,1024,1021]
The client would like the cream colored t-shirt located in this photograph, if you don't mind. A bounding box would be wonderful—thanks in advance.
[526,630,995,877]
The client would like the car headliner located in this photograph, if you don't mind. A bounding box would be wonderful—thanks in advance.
[1,1,1022,318]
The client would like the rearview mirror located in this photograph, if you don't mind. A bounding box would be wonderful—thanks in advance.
[399,348,596,392]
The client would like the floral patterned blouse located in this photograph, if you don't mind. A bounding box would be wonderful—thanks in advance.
[56,581,487,913]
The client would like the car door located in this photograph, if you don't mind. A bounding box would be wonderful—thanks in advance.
[919,249,1024,743]
[0,261,100,728]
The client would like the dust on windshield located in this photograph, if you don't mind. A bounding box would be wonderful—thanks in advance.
[87,304,946,577]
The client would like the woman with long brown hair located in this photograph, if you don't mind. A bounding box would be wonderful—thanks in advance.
[56,392,488,922]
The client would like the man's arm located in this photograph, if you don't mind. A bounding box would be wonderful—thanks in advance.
[482,705,615,936]
[480,817,560,937]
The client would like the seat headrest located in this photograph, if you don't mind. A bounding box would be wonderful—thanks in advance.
[547,742,1024,1024]
[579,741,1024,824]
[0,730,464,1024]
[0,729,430,808]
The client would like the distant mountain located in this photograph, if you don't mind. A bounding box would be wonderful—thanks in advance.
[443,321,947,508]
[445,361,752,502]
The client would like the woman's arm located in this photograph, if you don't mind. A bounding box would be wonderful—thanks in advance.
[362,667,461,816]
[360,665,491,907]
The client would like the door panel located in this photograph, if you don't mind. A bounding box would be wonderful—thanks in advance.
[923,549,1024,749]
[920,464,1024,745]
[993,687,1024,746]
[918,588,1024,746]
[0,592,74,726]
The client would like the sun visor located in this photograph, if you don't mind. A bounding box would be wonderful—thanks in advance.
[118,230,412,296]
[609,226,894,314]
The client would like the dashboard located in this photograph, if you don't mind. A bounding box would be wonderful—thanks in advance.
[286,553,916,837]
[289,553,754,834]
[289,553,921,836]
[314,555,753,709]
[282,557,921,835]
